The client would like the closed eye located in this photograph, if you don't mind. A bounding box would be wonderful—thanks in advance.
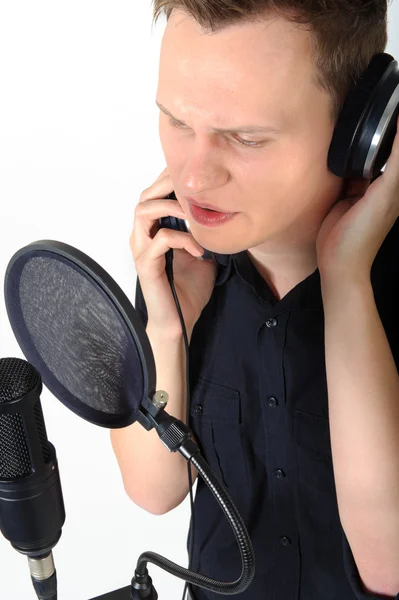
[168,118,265,148]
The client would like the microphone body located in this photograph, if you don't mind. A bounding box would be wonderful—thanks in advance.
[0,357,65,599]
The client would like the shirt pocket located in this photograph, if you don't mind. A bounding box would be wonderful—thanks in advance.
[294,408,336,497]
[189,378,249,492]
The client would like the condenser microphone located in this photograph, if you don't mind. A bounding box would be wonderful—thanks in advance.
[0,357,66,600]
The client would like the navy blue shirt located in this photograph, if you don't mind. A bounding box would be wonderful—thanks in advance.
[134,217,399,600]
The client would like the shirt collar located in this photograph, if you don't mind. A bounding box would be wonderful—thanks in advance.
[213,253,234,287]
[213,250,323,311]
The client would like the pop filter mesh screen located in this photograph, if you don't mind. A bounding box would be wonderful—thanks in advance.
[6,251,144,427]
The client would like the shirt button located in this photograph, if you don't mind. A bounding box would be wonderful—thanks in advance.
[268,396,278,407]
[275,469,285,479]
[266,317,278,327]
[194,405,203,414]
[280,536,291,547]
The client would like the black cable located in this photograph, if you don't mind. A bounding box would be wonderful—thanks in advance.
[165,248,196,600]
[31,569,57,600]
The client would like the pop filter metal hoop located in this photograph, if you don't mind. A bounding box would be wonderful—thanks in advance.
[4,240,159,430]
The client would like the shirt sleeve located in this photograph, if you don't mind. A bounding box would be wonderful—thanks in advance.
[134,276,148,329]
[342,527,399,599]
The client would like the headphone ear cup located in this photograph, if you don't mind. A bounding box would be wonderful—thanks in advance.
[328,53,399,180]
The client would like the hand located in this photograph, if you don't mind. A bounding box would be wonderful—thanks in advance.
[131,167,218,338]
[316,114,399,279]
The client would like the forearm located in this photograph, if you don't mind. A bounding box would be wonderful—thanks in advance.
[111,325,198,514]
[320,272,399,592]
[146,323,193,423]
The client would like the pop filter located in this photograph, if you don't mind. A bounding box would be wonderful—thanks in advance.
[4,240,156,429]
[3,239,256,597]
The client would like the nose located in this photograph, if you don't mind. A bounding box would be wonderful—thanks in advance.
[180,138,229,195]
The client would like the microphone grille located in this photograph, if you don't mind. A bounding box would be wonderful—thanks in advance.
[0,358,50,479]
[0,413,32,478]
[0,358,39,402]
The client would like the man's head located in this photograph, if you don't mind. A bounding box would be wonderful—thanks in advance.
[154,1,388,259]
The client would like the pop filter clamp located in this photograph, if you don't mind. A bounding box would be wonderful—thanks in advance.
[4,240,255,598]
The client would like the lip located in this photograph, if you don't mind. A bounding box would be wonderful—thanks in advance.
[187,200,237,227]
[185,196,235,214]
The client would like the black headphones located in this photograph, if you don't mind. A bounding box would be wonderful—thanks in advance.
[328,52,399,180]
[160,52,399,239]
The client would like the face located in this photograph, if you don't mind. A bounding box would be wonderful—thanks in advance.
[157,9,345,260]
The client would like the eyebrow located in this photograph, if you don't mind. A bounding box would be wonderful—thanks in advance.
[156,101,282,135]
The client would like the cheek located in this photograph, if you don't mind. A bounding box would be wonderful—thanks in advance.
[269,140,328,196]
[241,147,322,222]
[244,146,306,200]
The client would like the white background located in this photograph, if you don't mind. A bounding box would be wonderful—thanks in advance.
[0,2,398,599]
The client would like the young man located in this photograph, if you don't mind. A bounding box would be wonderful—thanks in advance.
[111,2,399,598]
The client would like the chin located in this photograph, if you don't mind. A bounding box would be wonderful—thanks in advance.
[188,218,255,255]
[198,237,251,256]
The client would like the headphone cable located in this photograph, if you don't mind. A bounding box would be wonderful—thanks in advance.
[165,248,196,600]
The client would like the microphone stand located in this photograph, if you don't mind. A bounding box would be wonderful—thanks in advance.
[88,393,255,600]
[89,586,131,599]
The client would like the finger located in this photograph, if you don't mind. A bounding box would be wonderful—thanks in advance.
[154,166,169,182]
[138,172,174,204]
[131,199,187,254]
[135,228,204,276]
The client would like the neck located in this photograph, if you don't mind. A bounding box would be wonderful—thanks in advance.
[246,245,318,301]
